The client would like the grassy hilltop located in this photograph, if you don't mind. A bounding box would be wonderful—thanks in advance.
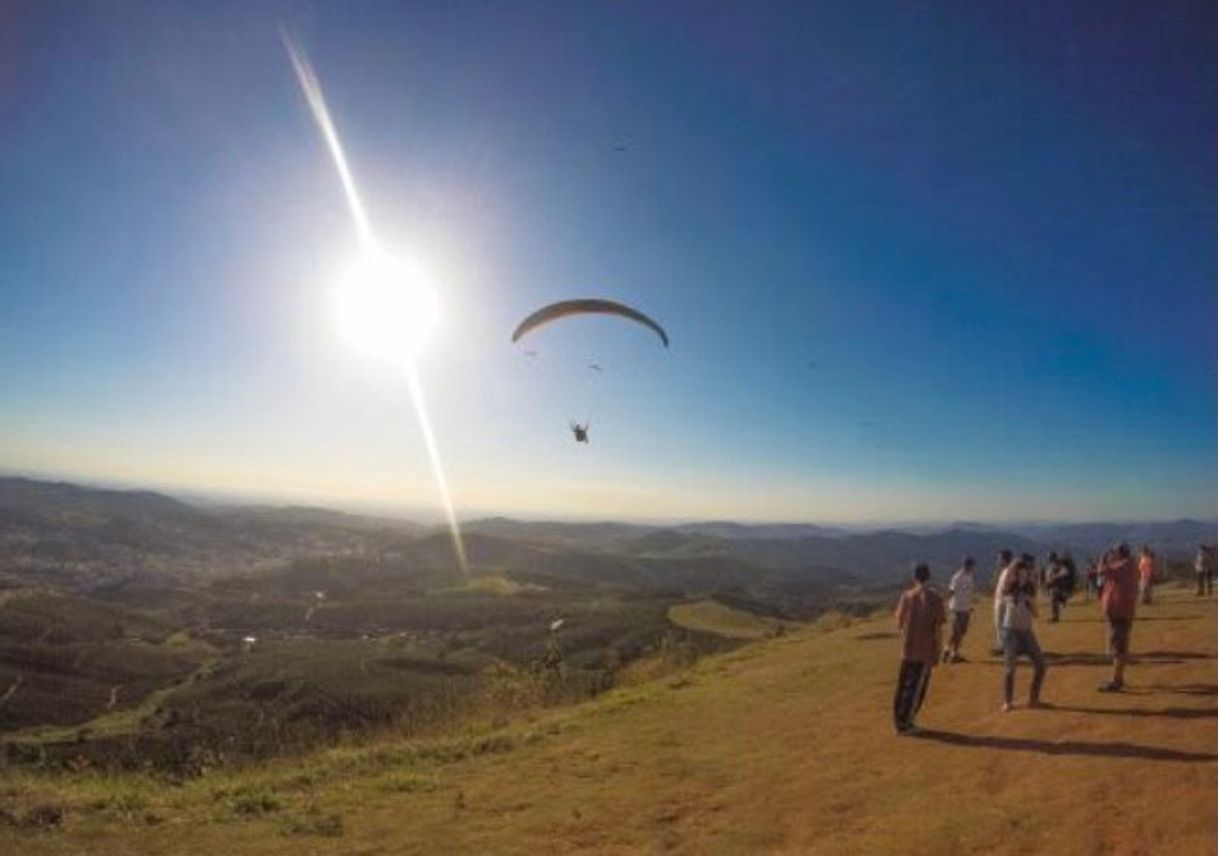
[2,584,1214,854]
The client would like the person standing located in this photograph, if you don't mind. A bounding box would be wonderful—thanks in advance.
[1043,553,1061,621]
[1138,546,1156,606]
[1039,553,1054,589]
[1046,553,1076,622]
[1000,558,1048,711]
[1195,545,1213,597]
[992,549,1015,655]
[1082,559,1097,601]
[942,557,976,663]
[1098,543,1140,692]
[1058,553,1078,617]
[893,563,946,735]
[1209,545,1217,596]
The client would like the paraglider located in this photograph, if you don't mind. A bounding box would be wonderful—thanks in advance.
[513,298,666,444]
[511,299,669,348]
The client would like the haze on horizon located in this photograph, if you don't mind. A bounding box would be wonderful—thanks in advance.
[2,2,1215,525]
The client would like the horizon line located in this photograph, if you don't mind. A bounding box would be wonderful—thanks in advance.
[3,468,1215,532]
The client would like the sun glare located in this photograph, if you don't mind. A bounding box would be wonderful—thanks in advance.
[336,249,440,363]
[285,32,467,577]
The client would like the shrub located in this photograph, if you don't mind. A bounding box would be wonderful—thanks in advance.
[95,790,147,822]
[229,789,282,816]
[22,803,66,830]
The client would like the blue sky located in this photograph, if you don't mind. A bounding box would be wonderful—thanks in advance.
[1,1,1214,522]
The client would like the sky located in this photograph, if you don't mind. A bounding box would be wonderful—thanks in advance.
[1,0,1215,524]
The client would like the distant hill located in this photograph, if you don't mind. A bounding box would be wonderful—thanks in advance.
[459,519,852,548]
[1009,520,1217,558]
[0,478,193,520]
[674,521,850,539]
[607,527,1044,587]
[891,519,1218,560]
[460,517,656,549]
[217,504,424,535]
[0,477,420,590]
[5,477,1212,594]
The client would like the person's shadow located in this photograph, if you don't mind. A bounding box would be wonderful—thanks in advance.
[975,651,1218,668]
[1145,683,1218,697]
[1059,615,1207,623]
[909,729,1217,763]
[1038,704,1217,720]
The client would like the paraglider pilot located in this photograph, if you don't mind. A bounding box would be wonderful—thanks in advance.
[570,422,590,443]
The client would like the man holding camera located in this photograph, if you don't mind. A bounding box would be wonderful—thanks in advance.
[1097,543,1140,692]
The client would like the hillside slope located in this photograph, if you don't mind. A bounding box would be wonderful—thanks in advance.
[3,585,1215,854]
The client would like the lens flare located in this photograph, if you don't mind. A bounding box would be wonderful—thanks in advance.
[283,31,468,577]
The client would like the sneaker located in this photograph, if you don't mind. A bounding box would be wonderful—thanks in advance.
[1001,702,1013,713]
[952,654,968,663]
[1098,681,1124,693]
[1027,699,1048,709]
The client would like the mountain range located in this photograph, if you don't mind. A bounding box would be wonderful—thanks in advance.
[3,477,1213,594]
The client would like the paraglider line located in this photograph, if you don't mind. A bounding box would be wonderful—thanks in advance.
[282,30,468,577]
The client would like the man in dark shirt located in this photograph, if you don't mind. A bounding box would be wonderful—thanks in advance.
[893,562,946,735]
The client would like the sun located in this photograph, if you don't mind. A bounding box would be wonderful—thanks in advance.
[335,248,440,363]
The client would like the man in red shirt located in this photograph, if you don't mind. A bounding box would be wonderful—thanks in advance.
[1098,542,1140,692]
[1137,546,1156,605]
[893,562,946,734]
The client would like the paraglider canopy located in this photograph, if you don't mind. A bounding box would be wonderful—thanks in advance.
[511,299,669,348]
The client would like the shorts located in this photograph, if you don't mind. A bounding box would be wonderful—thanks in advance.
[951,610,971,637]
[1002,627,1043,670]
[1107,618,1133,656]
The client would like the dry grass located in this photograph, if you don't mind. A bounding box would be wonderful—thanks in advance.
[667,599,791,639]
[2,585,1214,854]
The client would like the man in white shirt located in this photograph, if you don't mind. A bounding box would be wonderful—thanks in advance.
[992,549,1014,655]
[1195,545,1213,597]
[942,557,976,663]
